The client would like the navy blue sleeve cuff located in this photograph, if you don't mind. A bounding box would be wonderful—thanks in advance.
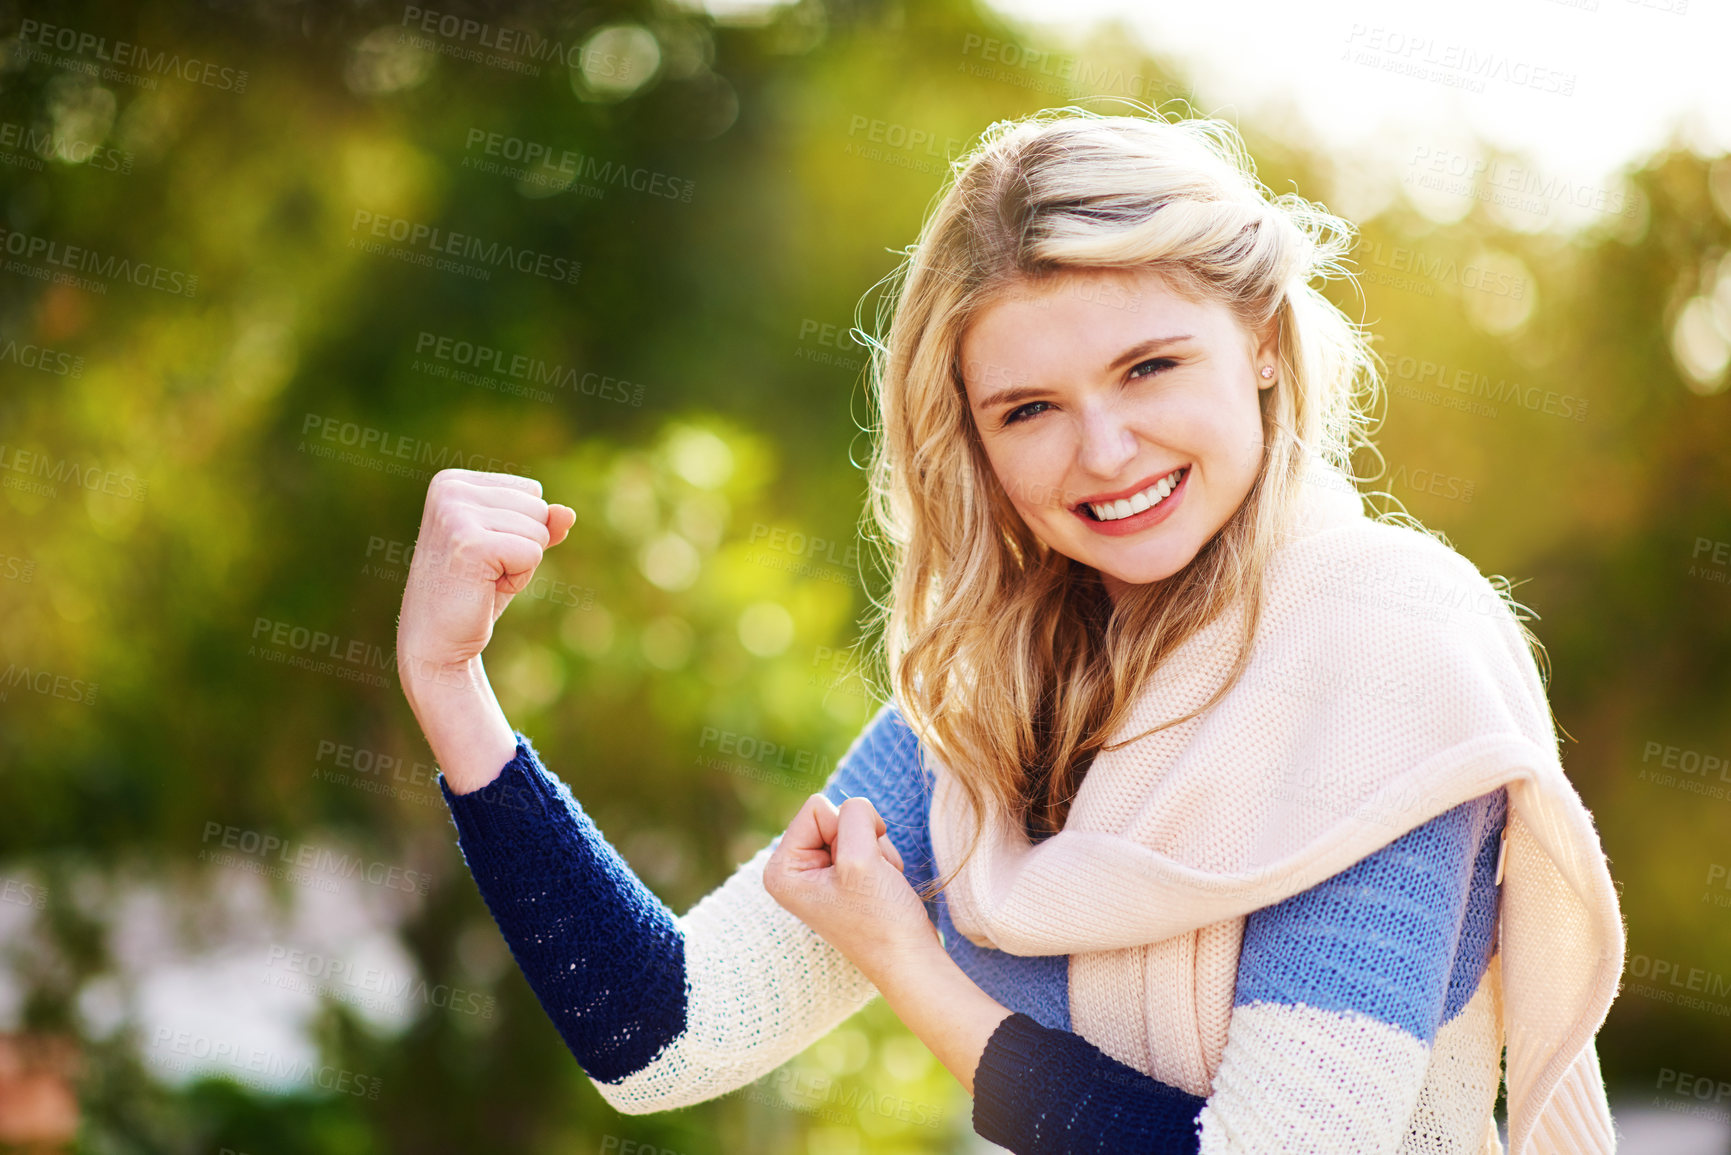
[974,1012,1205,1155]
[438,733,688,1083]
[437,734,557,833]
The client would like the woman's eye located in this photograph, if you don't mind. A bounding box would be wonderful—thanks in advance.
[999,361,1174,427]
[1128,357,1177,381]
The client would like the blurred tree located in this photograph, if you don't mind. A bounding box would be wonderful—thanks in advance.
[0,0,1726,1151]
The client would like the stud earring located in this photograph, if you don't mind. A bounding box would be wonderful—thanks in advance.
[1259,366,1275,379]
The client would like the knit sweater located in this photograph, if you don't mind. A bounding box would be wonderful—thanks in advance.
[441,710,1510,1152]
[437,465,1622,1154]
[922,464,1624,1154]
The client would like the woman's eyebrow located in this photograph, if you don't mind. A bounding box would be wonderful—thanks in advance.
[1104,334,1193,373]
[974,382,1047,411]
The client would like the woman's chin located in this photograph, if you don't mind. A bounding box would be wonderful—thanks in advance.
[1093,551,1196,593]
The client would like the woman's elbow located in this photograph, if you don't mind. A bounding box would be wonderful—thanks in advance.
[591,1074,724,1117]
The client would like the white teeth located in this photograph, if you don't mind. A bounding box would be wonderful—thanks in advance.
[1087,468,1185,522]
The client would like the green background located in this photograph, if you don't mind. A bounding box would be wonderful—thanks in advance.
[1,0,1728,1151]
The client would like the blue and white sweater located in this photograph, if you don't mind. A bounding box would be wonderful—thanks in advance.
[439,701,1508,1153]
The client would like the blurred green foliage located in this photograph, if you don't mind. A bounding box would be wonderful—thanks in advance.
[0,0,1728,1151]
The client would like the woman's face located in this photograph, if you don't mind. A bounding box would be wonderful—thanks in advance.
[958,267,1277,601]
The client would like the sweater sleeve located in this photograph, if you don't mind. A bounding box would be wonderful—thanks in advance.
[437,701,936,1115]
[971,788,1508,1155]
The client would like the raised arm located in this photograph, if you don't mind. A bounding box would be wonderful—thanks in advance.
[966,787,1510,1154]
[395,467,576,793]
[395,469,937,1112]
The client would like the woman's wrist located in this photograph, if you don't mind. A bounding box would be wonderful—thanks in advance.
[864,935,1012,1097]
[400,655,518,794]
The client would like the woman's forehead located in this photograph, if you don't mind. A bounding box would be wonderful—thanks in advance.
[958,275,1232,389]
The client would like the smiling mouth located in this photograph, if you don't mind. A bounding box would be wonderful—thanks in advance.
[1078,466,1189,522]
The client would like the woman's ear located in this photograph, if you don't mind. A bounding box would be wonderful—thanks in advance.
[1254,318,1280,390]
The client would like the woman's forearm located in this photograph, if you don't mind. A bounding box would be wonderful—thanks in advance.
[865,940,1013,1096]
[400,655,517,794]
[436,710,927,1111]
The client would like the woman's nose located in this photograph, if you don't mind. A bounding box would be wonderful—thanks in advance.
[1076,402,1140,480]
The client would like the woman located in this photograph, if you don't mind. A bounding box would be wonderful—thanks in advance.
[395,110,1625,1153]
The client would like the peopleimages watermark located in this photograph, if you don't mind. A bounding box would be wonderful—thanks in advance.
[0,443,148,501]
[1702,863,1731,911]
[1652,1067,1731,1126]
[1,877,47,910]
[360,536,417,583]
[843,115,961,177]
[808,646,873,702]
[1355,240,1528,301]
[1266,762,1379,825]
[349,210,581,286]
[695,728,841,792]
[1624,0,1688,15]
[312,731,536,821]
[1404,145,1640,222]
[147,1028,380,1098]
[1314,549,1507,628]
[957,33,1192,105]
[314,737,442,808]
[397,5,625,76]
[1637,739,1731,803]
[0,225,198,297]
[296,412,521,483]
[357,533,597,611]
[1384,353,1589,423]
[0,331,83,376]
[462,129,694,204]
[262,944,496,1020]
[412,331,644,406]
[16,19,250,93]
[1384,464,1475,504]
[249,616,395,689]
[0,661,99,707]
[1690,536,1730,590]
[746,524,862,589]
[1341,24,1576,97]
[698,727,837,777]
[746,1064,944,1130]
[1238,652,1419,713]
[0,120,132,175]
[1024,275,1149,314]
[600,1137,687,1155]
[795,319,865,371]
[199,821,432,896]
[1624,953,1731,1017]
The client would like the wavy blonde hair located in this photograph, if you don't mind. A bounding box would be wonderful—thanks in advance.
[855,107,1380,899]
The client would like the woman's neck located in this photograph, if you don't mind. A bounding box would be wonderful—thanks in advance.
[1102,572,1129,606]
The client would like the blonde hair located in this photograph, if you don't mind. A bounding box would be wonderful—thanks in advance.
[856,107,1380,899]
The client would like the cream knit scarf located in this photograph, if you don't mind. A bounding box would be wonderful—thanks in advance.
[929,464,1626,1154]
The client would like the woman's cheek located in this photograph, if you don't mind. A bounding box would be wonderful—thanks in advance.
[986,440,1063,514]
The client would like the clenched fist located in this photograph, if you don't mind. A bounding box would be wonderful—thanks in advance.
[396,468,576,696]
[763,793,936,978]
